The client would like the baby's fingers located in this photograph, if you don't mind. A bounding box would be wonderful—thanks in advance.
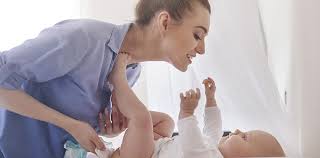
[185,91,191,99]
[203,80,210,89]
[180,93,185,100]
[207,77,215,86]
[190,89,196,99]
[196,88,201,99]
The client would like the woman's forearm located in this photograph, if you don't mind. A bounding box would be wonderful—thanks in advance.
[0,88,77,131]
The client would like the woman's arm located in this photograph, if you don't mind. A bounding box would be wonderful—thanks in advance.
[0,88,105,152]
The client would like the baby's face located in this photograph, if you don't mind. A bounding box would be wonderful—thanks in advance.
[218,129,284,157]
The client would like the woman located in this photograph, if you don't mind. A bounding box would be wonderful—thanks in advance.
[0,0,211,157]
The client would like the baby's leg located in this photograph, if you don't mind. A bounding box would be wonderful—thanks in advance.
[119,109,154,158]
[109,52,154,158]
[110,93,154,158]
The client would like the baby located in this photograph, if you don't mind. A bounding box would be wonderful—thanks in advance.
[98,52,286,158]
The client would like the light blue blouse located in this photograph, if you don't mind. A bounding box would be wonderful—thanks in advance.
[0,19,141,158]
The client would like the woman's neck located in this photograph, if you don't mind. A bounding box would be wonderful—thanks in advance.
[120,23,164,64]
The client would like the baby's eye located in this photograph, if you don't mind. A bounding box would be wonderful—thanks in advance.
[242,134,247,141]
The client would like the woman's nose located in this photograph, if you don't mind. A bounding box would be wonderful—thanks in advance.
[195,40,205,55]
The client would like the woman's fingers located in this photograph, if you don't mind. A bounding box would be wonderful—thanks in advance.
[70,121,105,153]
[91,135,105,151]
[99,113,106,134]
[111,105,120,133]
[118,111,126,131]
[104,109,112,135]
[120,117,127,131]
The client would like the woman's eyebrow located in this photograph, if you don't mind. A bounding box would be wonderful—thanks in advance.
[195,26,208,34]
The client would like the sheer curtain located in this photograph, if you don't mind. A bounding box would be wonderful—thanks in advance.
[143,0,298,156]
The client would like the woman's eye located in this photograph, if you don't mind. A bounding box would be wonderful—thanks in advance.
[193,34,201,41]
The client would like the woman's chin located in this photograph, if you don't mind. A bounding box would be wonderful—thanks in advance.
[167,59,189,72]
[174,63,188,72]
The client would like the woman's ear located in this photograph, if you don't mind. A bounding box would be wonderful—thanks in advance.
[156,11,170,37]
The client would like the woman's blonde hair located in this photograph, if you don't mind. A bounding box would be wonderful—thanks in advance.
[135,0,211,26]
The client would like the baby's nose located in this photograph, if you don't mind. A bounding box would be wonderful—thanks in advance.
[234,129,241,134]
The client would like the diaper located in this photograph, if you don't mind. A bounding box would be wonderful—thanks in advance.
[64,140,87,158]
[152,137,174,158]
[94,147,115,158]
[64,139,114,158]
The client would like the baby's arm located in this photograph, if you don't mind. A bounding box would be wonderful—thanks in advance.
[202,77,223,144]
[179,88,201,119]
[177,88,222,158]
[108,52,154,158]
[150,111,175,140]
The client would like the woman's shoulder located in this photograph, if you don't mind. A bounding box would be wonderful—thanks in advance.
[53,19,117,41]
[54,19,116,29]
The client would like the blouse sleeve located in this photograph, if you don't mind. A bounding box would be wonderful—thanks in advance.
[0,22,90,90]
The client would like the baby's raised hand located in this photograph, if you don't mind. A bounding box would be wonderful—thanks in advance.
[202,77,217,107]
[179,88,200,119]
[109,52,131,85]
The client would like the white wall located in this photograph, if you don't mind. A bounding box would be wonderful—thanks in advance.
[0,0,80,51]
[259,0,320,157]
[79,0,137,24]
[258,0,300,156]
[258,0,293,104]
[290,0,320,157]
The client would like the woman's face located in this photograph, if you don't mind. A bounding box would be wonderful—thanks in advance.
[161,3,211,72]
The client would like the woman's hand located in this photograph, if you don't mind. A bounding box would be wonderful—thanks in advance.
[99,93,128,137]
[65,120,105,153]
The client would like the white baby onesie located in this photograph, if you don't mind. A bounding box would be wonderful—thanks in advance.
[152,107,224,158]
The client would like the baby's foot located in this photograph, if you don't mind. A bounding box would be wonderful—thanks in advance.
[109,52,131,85]
[179,88,200,119]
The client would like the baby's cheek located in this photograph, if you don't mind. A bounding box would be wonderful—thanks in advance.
[225,137,246,155]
